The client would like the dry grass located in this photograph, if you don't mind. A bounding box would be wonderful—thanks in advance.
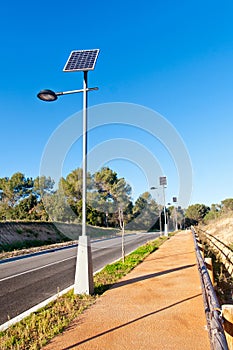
[0,293,95,350]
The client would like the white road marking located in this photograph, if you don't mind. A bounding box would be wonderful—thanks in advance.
[0,256,74,283]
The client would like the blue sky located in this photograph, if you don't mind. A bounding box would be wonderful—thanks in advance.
[1,0,233,207]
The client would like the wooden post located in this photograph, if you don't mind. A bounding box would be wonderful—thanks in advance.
[222,304,233,350]
[198,242,204,258]
[204,257,214,285]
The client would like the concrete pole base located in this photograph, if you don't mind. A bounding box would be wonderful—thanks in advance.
[74,235,94,295]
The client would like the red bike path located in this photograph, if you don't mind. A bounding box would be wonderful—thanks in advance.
[44,231,210,350]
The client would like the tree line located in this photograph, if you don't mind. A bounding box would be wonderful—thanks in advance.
[184,198,233,226]
[1,168,231,230]
[0,168,165,231]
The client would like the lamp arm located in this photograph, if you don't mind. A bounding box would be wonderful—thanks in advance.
[56,87,98,96]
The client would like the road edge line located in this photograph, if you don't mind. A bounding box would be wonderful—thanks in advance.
[0,285,74,332]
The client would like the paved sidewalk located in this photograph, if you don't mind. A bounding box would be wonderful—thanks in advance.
[44,231,210,350]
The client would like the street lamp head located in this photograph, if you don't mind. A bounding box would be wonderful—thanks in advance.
[37,89,58,102]
[150,187,157,190]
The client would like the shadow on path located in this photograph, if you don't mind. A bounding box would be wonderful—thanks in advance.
[112,264,196,289]
[144,251,195,262]
[62,293,201,350]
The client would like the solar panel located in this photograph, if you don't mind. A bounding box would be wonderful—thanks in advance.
[63,49,100,72]
[159,176,167,186]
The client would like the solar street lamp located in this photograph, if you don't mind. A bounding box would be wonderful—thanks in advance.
[37,49,100,295]
[173,197,178,231]
[159,176,168,236]
[150,186,162,235]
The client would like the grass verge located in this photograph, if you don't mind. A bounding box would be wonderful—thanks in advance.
[0,235,168,350]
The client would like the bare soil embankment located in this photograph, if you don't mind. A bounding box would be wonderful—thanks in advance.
[0,221,119,260]
[201,216,233,245]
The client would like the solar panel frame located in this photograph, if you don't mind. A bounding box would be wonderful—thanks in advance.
[63,49,100,72]
[159,176,167,186]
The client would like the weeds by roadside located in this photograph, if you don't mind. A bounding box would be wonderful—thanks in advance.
[0,235,168,350]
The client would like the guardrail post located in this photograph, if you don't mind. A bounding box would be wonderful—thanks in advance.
[204,257,215,285]
[198,242,205,258]
[222,304,233,350]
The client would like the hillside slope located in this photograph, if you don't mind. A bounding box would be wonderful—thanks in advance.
[0,222,64,246]
[0,221,119,254]
[201,216,233,245]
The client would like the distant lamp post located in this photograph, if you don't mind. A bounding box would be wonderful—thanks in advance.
[167,202,171,231]
[173,197,178,231]
[105,211,108,227]
[37,49,100,295]
[150,186,162,235]
[159,176,168,236]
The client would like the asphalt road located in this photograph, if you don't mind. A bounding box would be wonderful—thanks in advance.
[0,233,158,325]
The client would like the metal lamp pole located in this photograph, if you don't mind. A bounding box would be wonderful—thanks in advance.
[74,71,94,295]
[82,71,88,237]
[162,185,168,236]
[173,197,178,231]
[159,176,168,236]
[150,186,162,235]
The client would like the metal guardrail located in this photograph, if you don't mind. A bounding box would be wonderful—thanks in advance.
[191,226,229,350]
[197,227,233,276]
